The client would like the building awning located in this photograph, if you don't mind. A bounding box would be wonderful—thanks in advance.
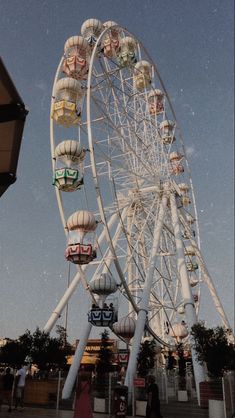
[0,57,28,197]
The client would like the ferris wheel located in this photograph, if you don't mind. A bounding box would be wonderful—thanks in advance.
[45,18,231,400]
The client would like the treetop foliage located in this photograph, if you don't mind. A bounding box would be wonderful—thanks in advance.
[96,329,113,377]
[137,338,157,377]
[191,322,235,378]
[0,326,72,370]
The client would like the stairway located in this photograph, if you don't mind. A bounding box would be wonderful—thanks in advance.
[160,400,209,418]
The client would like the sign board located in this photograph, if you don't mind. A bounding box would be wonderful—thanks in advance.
[113,353,129,364]
[133,378,146,387]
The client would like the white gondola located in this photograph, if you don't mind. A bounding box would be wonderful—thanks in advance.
[148,89,165,115]
[89,273,118,297]
[186,214,196,225]
[88,274,118,326]
[67,210,97,231]
[101,21,120,58]
[133,60,152,91]
[53,140,85,192]
[117,36,137,67]
[160,120,175,145]
[65,210,97,264]
[184,245,196,256]
[52,78,84,127]
[112,316,136,343]
[62,36,91,80]
[81,18,103,46]
[54,77,84,101]
[170,322,188,342]
[181,196,191,206]
[178,183,190,195]
[169,151,184,175]
[88,308,115,327]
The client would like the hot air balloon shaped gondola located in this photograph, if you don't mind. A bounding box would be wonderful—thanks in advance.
[65,210,97,264]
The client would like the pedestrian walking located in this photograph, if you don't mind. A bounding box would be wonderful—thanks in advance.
[2,367,14,412]
[0,368,4,412]
[14,364,28,410]
[73,371,94,418]
[146,375,163,418]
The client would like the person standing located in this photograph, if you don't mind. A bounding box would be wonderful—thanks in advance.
[73,371,94,418]
[14,364,28,410]
[146,375,163,418]
[2,367,14,412]
[0,368,4,412]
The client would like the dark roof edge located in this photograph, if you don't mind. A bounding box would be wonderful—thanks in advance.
[0,56,24,104]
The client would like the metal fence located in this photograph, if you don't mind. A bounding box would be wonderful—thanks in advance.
[19,368,199,414]
[91,368,196,415]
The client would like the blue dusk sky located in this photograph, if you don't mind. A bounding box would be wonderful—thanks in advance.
[0,0,234,342]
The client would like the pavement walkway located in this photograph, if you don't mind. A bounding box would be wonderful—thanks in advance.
[0,403,209,418]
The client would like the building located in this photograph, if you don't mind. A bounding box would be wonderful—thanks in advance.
[0,57,28,197]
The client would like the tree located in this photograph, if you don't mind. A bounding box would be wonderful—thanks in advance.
[30,326,72,371]
[191,322,235,378]
[94,330,113,397]
[56,325,68,346]
[0,326,72,371]
[137,338,156,377]
[0,330,32,367]
[96,329,113,378]
[176,343,186,389]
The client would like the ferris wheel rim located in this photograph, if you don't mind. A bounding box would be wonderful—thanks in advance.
[50,55,68,235]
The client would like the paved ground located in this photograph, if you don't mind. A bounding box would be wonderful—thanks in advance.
[0,402,209,418]
[0,407,72,417]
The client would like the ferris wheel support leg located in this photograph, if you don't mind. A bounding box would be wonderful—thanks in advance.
[179,210,233,333]
[62,322,93,399]
[195,253,232,332]
[170,193,205,404]
[43,271,83,333]
[124,194,168,398]
[43,211,119,333]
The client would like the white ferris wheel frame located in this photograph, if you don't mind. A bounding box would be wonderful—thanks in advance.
[46,24,232,401]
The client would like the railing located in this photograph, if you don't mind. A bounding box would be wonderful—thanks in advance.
[155,369,168,401]
[91,372,120,415]
[20,367,200,414]
[223,371,235,418]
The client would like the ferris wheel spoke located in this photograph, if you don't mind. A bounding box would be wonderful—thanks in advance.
[90,95,158,179]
